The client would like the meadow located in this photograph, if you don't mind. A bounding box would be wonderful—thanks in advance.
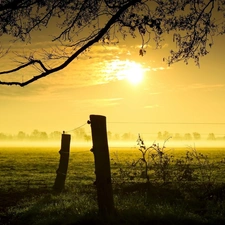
[1,143,225,225]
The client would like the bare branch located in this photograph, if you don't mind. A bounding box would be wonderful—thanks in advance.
[0,0,141,86]
[0,59,49,75]
[0,42,10,58]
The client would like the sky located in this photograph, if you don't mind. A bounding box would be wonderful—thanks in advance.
[1,16,225,144]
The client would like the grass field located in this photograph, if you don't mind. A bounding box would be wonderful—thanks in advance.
[1,144,225,225]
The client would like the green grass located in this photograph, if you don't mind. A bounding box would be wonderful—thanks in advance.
[1,145,225,225]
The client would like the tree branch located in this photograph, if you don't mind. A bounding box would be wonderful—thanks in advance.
[0,59,49,75]
[0,0,140,87]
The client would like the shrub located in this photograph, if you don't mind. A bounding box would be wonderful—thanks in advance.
[112,134,221,192]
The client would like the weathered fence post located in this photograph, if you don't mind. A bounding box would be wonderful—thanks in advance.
[53,133,71,193]
[89,114,115,216]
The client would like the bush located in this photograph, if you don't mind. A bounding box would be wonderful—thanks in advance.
[112,134,222,191]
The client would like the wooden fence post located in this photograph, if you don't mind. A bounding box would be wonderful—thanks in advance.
[53,133,71,193]
[89,114,115,216]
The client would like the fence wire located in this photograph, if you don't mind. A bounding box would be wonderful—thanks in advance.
[64,122,88,134]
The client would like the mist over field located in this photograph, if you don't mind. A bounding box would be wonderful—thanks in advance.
[1,139,225,149]
[0,126,225,149]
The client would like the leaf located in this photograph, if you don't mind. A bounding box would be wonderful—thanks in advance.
[139,49,144,56]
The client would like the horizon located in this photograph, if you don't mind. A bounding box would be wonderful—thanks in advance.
[1,129,225,152]
[1,139,225,149]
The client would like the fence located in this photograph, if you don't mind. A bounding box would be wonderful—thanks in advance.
[53,115,225,216]
[54,114,114,216]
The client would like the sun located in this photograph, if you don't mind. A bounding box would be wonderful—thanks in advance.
[122,61,145,85]
[103,59,147,85]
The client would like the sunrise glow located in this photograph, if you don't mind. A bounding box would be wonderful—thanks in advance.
[103,59,146,85]
[122,61,145,85]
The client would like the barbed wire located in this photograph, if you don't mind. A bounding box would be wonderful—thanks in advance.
[64,122,88,134]
[3,119,225,136]
[108,122,225,125]
[61,120,225,136]
[106,121,225,137]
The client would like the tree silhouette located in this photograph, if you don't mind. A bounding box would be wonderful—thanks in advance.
[0,0,224,86]
[173,133,182,141]
[184,133,192,140]
[17,131,26,140]
[193,132,201,140]
[207,133,216,140]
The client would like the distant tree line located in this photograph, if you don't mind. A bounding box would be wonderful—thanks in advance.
[0,128,92,142]
[0,129,224,142]
[0,130,62,141]
[157,131,224,141]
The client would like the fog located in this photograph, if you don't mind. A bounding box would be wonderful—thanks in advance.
[0,139,225,149]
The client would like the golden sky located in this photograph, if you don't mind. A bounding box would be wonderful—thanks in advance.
[1,29,225,140]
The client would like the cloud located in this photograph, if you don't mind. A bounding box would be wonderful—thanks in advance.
[144,104,159,109]
[95,98,123,106]
[148,92,161,95]
[0,83,50,100]
[69,98,123,110]
[188,83,225,90]
[150,66,169,72]
[161,43,169,49]
[176,83,225,92]
[132,42,169,50]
